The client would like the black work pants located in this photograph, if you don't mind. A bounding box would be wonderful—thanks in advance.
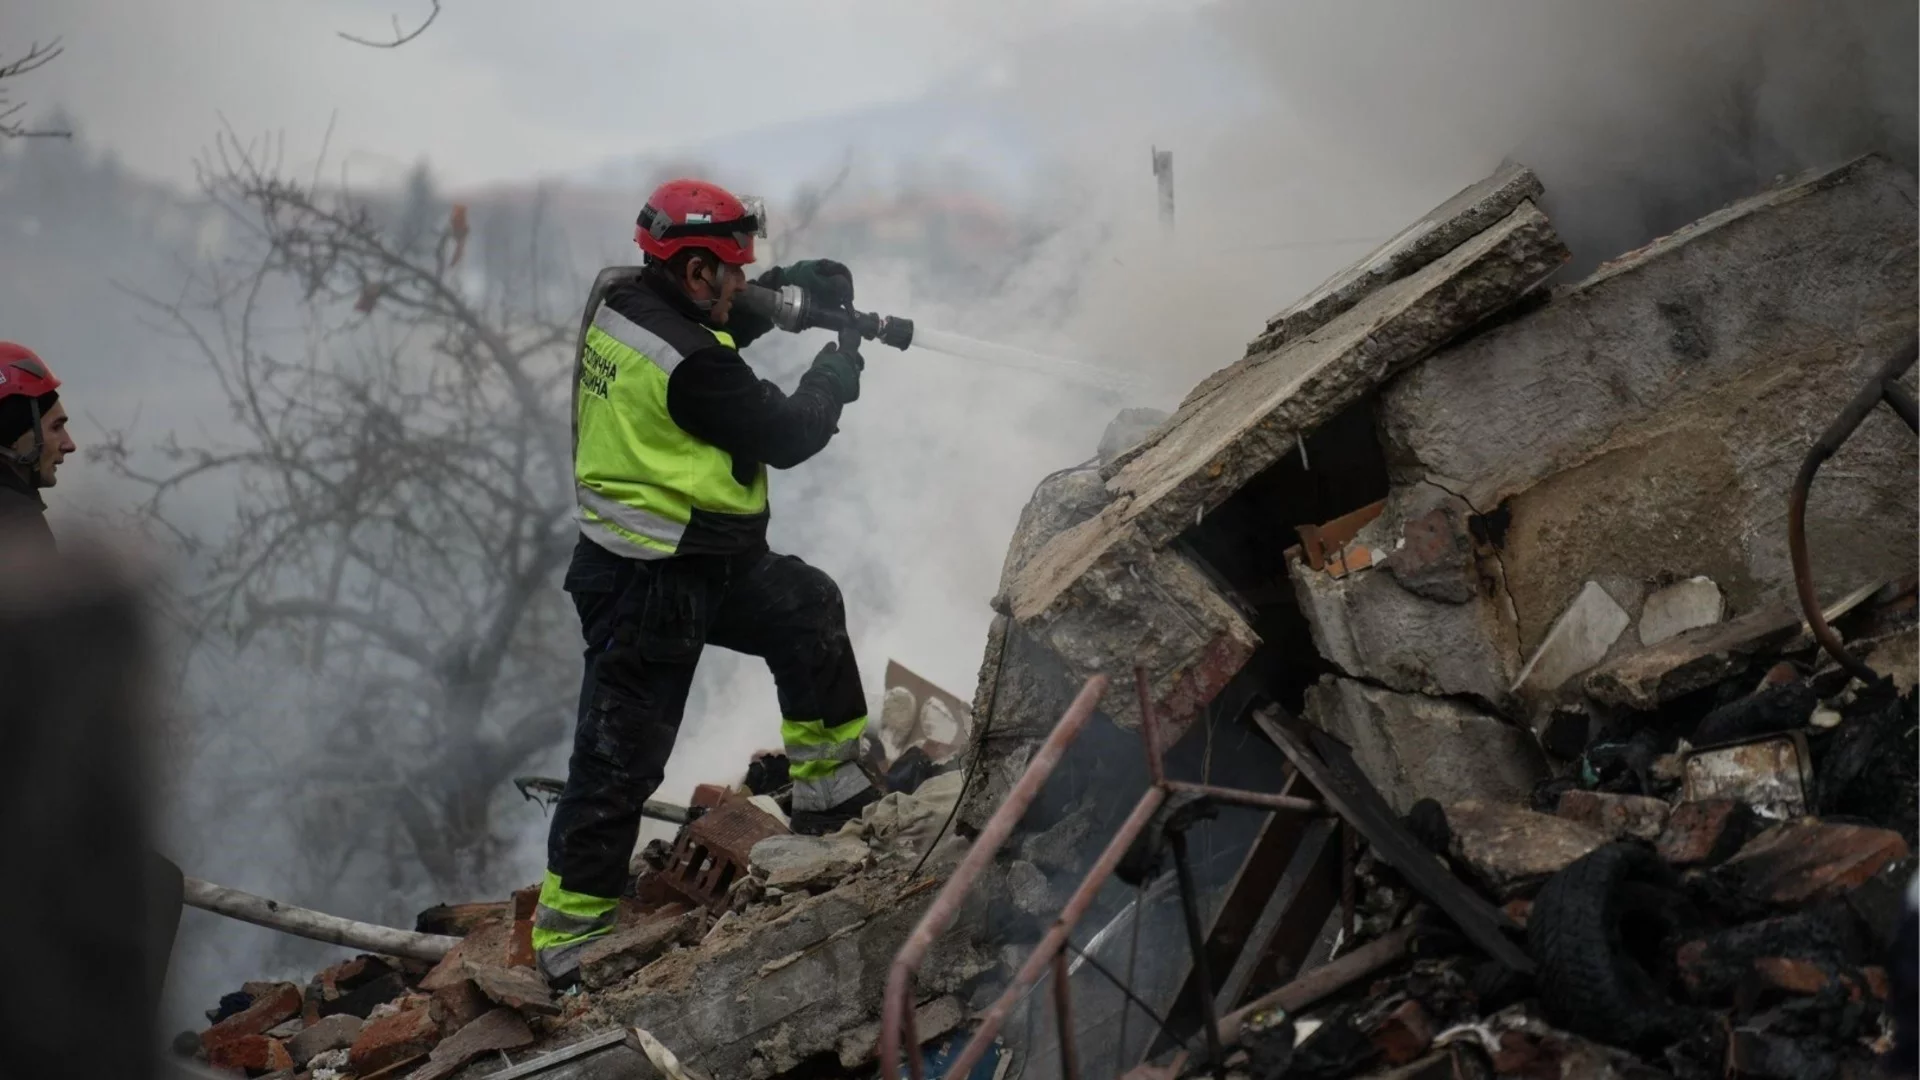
[545,535,867,901]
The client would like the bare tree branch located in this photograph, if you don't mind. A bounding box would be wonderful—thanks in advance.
[0,39,70,138]
[339,1,443,48]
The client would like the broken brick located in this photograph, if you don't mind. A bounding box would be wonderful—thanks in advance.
[1752,957,1892,1002]
[201,982,302,1054]
[348,1005,440,1076]
[206,1034,294,1074]
[1753,956,1835,995]
[511,885,539,921]
[1656,799,1760,867]
[1371,999,1435,1065]
[1719,822,1912,906]
[431,978,491,1035]
[1554,789,1669,841]
[318,954,393,996]
[409,1008,535,1080]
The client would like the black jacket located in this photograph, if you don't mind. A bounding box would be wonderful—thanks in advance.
[604,267,848,486]
[0,465,51,552]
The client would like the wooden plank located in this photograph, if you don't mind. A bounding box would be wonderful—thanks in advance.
[1215,816,1340,1011]
[1251,707,1532,973]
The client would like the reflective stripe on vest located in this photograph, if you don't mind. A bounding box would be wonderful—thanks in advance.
[573,298,766,560]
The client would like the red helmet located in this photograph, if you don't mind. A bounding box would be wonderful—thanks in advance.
[0,342,59,401]
[634,179,765,266]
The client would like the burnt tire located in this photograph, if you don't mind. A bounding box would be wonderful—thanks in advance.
[1528,843,1701,1051]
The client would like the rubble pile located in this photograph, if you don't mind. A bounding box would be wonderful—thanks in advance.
[175,674,991,1080]
[960,154,1916,1078]
[182,154,1916,1080]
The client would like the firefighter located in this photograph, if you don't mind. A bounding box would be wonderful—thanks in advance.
[534,179,880,982]
[0,342,76,550]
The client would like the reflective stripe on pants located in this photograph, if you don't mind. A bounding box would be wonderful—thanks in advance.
[531,868,618,954]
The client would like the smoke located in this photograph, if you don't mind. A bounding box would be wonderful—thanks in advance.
[5,0,1912,1037]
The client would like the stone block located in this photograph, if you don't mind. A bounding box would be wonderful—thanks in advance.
[749,834,871,893]
[1511,581,1629,697]
[578,914,700,991]
[201,982,302,1055]
[1682,734,1812,821]
[289,1013,363,1067]
[1382,156,1919,654]
[1304,677,1545,814]
[1718,822,1912,906]
[1554,790,1669,841]
[1583,604,1802,710]
[1015,537,1260,738]
[1293,539,1520,706]
[348,1005,440,1076]
[1446,800,1608,899]
[1638,576,1724,646]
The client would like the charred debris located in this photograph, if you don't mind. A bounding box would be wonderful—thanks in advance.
[175,155,1918,1080]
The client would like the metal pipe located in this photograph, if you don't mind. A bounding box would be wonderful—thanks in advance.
[1788,339,1918,684]
[1162,780,1323,815]
[1170,830,1225,1074]
[879,674,1111,1080]
[1051,949,1081,1080]
[183,876,460,962]
[943,786,1171,1080]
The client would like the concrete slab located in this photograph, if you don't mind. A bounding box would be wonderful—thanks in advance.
[1016,202,1567,652]
[1583,604,1801,710]
[1254,163,1545,355]
[1638,576,1724,646]
[1173,162,1546,417]
[1304,676,1546,814]
[1090,200,1567,550]
[1511,581,1630,697]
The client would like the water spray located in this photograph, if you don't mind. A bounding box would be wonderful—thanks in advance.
[736,283,1130,390]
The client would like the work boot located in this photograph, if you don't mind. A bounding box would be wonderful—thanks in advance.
[789,783,882,836]
[535,936,602,991]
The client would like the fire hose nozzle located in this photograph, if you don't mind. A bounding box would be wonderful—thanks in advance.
[738,283,914,352]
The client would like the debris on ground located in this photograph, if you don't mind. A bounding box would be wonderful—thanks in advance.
[181,155,1916,1079]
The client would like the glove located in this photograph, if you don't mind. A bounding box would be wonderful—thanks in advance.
[809,340,864,404]
[779,259,855,309]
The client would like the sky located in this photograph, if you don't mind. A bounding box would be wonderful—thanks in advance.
[5,0,1214,189]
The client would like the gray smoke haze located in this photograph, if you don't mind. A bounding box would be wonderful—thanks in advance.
[1,0,1911,1040]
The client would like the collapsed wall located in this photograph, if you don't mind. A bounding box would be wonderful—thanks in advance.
[973,152,1916,820]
